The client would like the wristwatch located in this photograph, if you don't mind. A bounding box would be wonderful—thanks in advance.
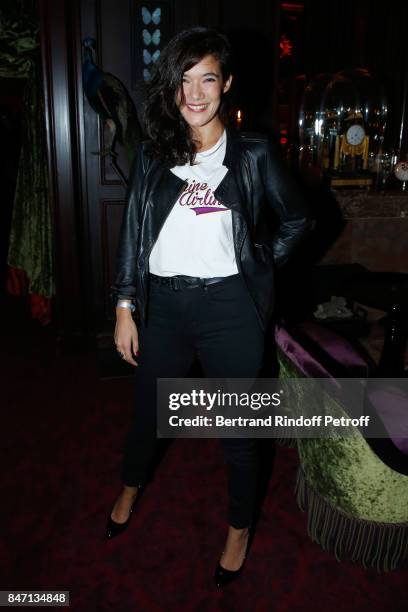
[116,300,136,313]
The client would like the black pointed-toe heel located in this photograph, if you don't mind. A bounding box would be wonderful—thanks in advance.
[214,525,254,588]
[105,486,143,540]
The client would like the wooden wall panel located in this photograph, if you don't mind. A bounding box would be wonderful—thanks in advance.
[77,0,134,343]
[101,200,126,319]
[39,0,84,339]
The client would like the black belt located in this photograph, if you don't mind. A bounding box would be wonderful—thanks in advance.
[149,273,239,290]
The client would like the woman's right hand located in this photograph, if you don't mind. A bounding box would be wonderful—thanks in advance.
[114,308,139,366]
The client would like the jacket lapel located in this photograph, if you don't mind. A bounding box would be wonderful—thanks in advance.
[215,127,250,247]
[146,163,186,232]
[214,126,250,220]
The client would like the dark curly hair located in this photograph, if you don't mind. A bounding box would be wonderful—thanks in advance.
[143,27,233,167]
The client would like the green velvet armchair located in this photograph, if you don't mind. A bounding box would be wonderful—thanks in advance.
[276,323,408,572]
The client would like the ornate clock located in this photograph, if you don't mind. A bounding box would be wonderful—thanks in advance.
[345,124,366,146]
[299,68,387,189]
[332,113,371,186]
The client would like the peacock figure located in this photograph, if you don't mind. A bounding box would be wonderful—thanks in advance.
[82,37,142,183]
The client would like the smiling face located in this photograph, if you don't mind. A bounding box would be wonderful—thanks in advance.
[176,54,232,136]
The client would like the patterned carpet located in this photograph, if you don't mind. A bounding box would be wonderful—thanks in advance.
[1,303,407,612]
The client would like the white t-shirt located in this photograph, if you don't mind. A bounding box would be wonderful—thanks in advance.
[148,130,239,277]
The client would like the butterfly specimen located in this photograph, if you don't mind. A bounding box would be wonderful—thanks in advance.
[142,28,161,45]
[141,7,161,25]
[143,49,160,64]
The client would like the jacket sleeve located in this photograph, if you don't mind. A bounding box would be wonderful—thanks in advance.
[261,138,313,268]
[109,142,146,303]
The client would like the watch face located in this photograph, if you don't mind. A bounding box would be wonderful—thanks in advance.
[394,161,408,181]
[345,124,366,146]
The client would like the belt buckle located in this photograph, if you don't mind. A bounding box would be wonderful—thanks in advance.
[170,277,181,291]
[187,277,201,289]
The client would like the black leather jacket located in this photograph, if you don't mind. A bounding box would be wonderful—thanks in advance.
[110,126,312,330]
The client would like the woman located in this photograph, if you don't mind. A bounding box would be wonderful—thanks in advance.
[107,26,311,587]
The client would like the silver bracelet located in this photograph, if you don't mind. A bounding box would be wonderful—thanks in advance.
[116,300,136,313]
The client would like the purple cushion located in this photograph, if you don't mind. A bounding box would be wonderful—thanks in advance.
[298,321,370,376]
[275,326,332,378]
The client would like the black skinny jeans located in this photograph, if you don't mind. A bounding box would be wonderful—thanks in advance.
[121,273,265,528]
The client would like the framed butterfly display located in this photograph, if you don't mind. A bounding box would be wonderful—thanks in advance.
[130,2,173,88]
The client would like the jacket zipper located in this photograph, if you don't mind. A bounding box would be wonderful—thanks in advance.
[140,180,188,321]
